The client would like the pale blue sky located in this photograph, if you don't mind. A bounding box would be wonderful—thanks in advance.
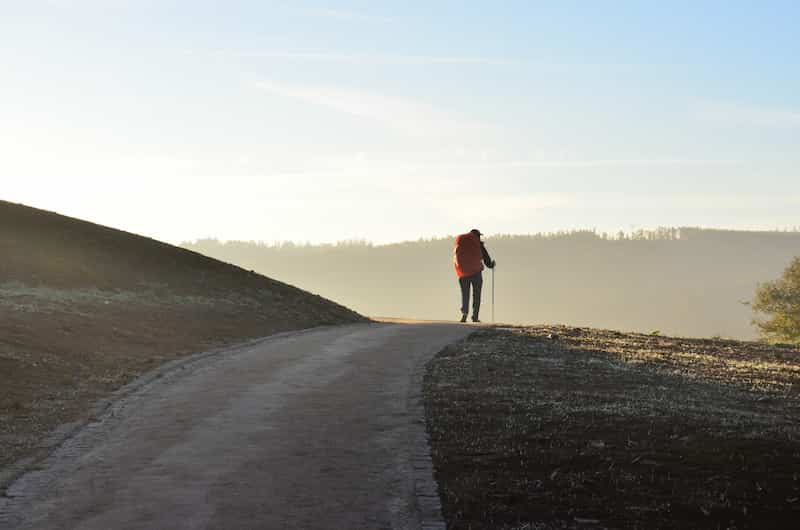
[2,1,799,243]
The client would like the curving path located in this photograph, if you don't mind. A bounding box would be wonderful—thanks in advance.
[0,322,471,530]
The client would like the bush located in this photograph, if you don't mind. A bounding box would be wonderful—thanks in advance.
[752,257,800,344]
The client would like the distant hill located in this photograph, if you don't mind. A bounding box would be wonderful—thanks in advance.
[184,228,800,340]
[0,200,365,471]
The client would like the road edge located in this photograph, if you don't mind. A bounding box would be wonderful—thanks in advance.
[409,341,454,530]
[0,324,365,495]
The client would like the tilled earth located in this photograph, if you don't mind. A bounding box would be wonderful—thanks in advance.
[424,326,800,529]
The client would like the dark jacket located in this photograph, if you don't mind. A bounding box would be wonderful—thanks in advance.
[480,242,495,270]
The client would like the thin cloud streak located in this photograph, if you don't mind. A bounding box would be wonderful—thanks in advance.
[255,79,483,137]
[220,50,515,66]
[567,192,800,210]
[436,191,800,238]
[699,101,800,127]
[294,7,388,22]
[303,157,738,176]
[216,49,640,70]
[422,158,739,170]
[42,0,133,8]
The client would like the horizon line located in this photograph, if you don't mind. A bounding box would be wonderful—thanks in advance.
[178,224,800,248]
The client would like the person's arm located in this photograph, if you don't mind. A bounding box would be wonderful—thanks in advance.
[480,242,496,268]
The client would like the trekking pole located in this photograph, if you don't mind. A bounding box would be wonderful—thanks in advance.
[492,266,495,323]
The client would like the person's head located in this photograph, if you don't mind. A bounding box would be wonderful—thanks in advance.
[470,228,483,239]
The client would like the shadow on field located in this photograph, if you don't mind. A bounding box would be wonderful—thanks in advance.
[423,326,800,529]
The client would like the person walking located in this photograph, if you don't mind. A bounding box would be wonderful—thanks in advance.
[453,229,496,323]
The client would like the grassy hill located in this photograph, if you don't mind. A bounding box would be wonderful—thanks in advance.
[0,200,365,472]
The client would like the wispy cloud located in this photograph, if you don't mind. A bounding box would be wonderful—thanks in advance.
[255,79,482,137]
[42,0,134,8]
[438,192,574,221]
[294,7,387,22]
[699,101,800,127]
[437,191,800,234]
[214,49,639,70]
[219,50,513,66]
[439,158,737,169]
[319,156,737,174]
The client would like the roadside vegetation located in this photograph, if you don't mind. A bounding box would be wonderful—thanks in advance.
[751,256,800,345]
[424,326,800,529]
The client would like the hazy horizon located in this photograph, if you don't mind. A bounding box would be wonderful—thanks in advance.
[184,227,800,340]
[3,2,800,245]
[182,224,800,248]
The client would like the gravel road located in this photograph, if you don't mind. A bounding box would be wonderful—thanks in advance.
[0,322,471,530]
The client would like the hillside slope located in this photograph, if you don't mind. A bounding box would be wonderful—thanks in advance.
[0,200,365,471]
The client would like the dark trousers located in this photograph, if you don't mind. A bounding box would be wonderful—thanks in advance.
[459,272,483,318]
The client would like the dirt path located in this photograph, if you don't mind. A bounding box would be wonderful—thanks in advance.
[0,322,471,530]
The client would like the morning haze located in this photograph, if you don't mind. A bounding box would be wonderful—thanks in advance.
[184,227,800,340]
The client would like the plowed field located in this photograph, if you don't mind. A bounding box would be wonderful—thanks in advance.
[424,326,800,529]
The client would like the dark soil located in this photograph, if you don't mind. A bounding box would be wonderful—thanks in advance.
[424,325,800,529]
[0,200,366,472]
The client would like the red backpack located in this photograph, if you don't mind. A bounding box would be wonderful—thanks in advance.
[454,232,482,278]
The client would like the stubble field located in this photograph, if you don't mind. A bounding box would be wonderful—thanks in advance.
[424,326,800,529]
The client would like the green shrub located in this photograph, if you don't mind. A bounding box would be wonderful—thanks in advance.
[751,257,800,344]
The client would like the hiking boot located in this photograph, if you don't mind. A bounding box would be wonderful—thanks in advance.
[459,313,467,323]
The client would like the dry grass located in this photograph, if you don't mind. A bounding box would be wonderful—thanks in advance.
[424,325,800,529]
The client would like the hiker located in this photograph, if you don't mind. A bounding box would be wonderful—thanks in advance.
[454,229,496,323]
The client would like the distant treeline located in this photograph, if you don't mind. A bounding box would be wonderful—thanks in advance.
[183,227,800,339]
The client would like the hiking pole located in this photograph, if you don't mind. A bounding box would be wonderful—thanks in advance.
[492,265,495,323]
